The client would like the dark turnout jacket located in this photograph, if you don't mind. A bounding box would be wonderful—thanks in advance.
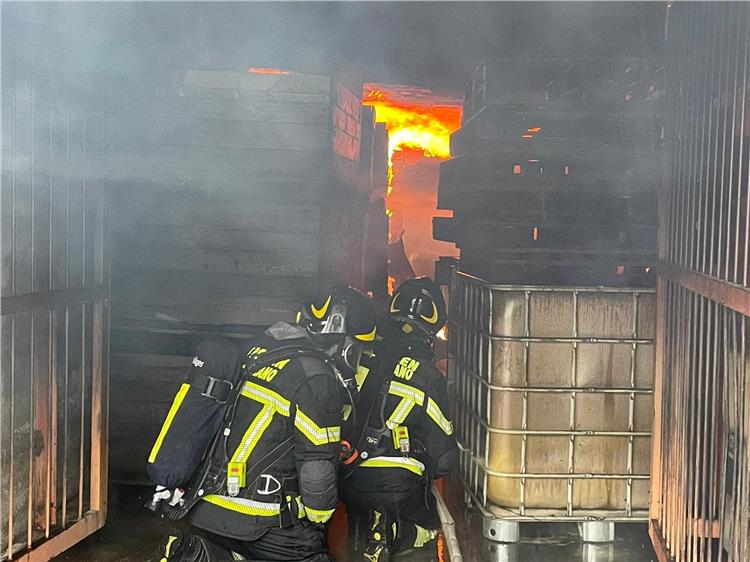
[148,323,343,542]
[341,334,457,497]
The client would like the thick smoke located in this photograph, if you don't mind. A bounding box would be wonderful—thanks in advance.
[1,1,665,318]
[4,2,665,91]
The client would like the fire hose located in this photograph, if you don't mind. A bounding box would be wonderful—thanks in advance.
[432,484,464,562]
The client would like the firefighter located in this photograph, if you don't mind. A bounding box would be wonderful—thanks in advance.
[339,278,457,562]
[148,286,377,562]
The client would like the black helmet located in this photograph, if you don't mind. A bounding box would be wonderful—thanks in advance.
[298,285,377,376]
[388,277,446,337]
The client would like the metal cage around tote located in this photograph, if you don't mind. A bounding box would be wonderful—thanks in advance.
[449,270,655,522]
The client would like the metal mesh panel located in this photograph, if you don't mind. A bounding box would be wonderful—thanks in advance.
[0,12,110,558]
[651,2,750,561]
[664,3,750,289]
[655,283,749,561]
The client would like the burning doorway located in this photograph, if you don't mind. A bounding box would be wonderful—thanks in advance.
[363,85,462,291]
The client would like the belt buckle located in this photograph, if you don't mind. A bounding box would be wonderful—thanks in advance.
[201,376,233,404]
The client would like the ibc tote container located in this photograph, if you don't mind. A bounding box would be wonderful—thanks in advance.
[449,271,655,527]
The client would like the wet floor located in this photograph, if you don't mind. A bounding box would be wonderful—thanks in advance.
[55,483,657,562]
[457,518,657,562]
[445,479,657,562]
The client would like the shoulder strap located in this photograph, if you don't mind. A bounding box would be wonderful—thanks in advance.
[298,355,332,377]
[191,373,235,404]
[245,345,328,372]
[341,373,394,477]
[189,345,318,406]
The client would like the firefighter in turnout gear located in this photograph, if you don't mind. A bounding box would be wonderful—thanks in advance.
[340,278,457,562]
[148,286,377,562]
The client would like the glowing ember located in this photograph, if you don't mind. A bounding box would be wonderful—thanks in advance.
[363,88,462,194]
[248,67,293,75]
[523,126,542,141]
[436,326,448,341]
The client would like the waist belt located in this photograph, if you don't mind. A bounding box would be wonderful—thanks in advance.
[203,479,299,529]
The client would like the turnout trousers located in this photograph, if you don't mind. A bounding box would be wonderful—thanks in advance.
[342,478,441,558]
[158,521,334,562]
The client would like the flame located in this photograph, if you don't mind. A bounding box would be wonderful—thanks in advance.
[248,67,293,75]
[363,88,462,194]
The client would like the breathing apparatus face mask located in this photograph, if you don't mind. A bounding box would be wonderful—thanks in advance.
[317,303,364,380]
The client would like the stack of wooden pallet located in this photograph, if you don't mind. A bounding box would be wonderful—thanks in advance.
[436,57,662,286]
[105,69,387,481]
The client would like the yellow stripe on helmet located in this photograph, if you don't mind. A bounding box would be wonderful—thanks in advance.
[389,293,401,313]
[355,326,377,342]
[420,301,439,324]
[311,295,332,319]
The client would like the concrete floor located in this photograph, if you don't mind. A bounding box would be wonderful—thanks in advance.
[54,483,658,562]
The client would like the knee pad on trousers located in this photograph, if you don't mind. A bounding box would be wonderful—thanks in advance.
[299,459,337,509]
[434,446,458,477]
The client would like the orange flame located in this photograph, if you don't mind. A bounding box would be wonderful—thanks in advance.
[387,275,397,295]
[363,88,462,194]
[248,67,293,75]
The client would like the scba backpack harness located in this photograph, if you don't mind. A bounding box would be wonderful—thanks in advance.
[147,338,333,520]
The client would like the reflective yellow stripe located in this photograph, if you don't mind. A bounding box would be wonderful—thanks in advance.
[386,381,424,429]
[160,535,178,561]
[293,497,335,523]
[426,397,454,435]
[414,525,439,547]
[389,381,425,406]
[241,381,291,416]
[149,383,190,463]
[355,364,370,392]
[343,404,353,422]
[231,405,275,463]
[305,505,336,523]
[203,495,281,516]
[295,496,307,518]
[386,397,416,429]
[294,407,341,446]
[359,456,425,476]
